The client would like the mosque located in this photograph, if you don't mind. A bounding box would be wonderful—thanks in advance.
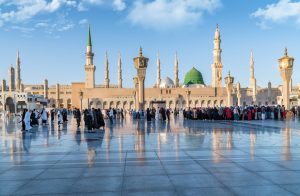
[0,25,299,113]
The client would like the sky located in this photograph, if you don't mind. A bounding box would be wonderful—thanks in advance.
[0,0,299,88]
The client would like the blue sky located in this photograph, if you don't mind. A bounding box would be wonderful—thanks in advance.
[0,0,299,88]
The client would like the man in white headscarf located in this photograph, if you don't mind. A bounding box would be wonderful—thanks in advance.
[24,110,32,131]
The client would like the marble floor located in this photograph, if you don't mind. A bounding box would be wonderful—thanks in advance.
[1,116,300,196]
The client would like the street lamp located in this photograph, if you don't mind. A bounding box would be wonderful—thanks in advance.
[79,90,83,111]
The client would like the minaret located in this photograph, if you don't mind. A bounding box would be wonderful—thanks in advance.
[249,52,257,104]
[211,24,223,87]
[118,52,122,88]
[84,25,96,89]
[268,81,272,102]
[156,52,161,88]
[104,52,110,88]
[174,52,179,87]
[15,50,21,91]
[8,65,15,91]
[249,52,256,89]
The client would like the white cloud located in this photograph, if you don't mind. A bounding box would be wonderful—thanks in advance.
[79,18,88,25]
[127,0,221,30]
[57,23,74,31]
[10,26,35,33]
[252,0,300,28]
[77,0,104,11]
[35,22,49,28]
[0,0,76,24]
[78,0,126,11]
[113,0,126,11]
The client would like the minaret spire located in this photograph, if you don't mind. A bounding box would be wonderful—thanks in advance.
[15,49,21,91]
[118,52,122,88]
[249,51,256,88]
[84,25,96,88]
[174,52,179,87]
[250,51,255,80]
[104,51,110,88]
[87,24,92,47]
[211,24,223,87]
[156,52,161,88]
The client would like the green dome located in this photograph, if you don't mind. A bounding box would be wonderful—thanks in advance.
[184,67,205,85]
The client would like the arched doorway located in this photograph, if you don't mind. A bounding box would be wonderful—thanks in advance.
[123,101,128,110]
[129,101,134,110]
[96,101,102,109]
[103,101,108,109]
[5,97,15,113]
[116,101,121,109]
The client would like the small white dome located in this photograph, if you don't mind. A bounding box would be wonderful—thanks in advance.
[160,77,174,88]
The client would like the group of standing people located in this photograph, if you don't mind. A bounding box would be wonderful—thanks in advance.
[183,105,299,121]
[145,107,171,121]
[81,108,105,132]
[20,108,49,131]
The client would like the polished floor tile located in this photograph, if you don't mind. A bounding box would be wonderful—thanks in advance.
[1,116,300,195]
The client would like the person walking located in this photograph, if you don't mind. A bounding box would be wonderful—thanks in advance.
[146,108,151,121]
[57,110,63,129]
[41,108,48,126]
[24,110,32,131]
[109,108,114,124]
[74,108,81,128]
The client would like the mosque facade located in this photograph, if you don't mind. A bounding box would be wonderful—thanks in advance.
[0,25,299,113]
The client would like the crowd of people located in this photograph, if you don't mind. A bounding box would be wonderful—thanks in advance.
[10,104,300,132]
[182,105,300,121]
[19,108,69,132]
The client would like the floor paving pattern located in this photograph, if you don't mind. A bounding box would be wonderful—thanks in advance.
[1,117,300,195]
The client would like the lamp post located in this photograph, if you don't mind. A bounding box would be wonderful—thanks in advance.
[279,48,294,110]
[79,90,83,111]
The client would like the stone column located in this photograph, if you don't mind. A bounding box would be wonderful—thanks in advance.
[252,79,257,105]
[44,79,48,99]
[236,82,241,106]
[225,72,234,107]
[2,80,6,92]
[133,77,139,110]
[279,48,294,110]
[21,83,24,92]
[186,90,191,108]
[56,83,60,108]
[138,76,145,110]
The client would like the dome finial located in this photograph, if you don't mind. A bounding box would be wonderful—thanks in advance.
[139,46,143,57]
[284,47,288,57]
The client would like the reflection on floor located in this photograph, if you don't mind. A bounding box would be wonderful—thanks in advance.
[1,116,300,195]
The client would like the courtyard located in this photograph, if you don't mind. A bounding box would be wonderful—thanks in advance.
[1,117,300,195]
